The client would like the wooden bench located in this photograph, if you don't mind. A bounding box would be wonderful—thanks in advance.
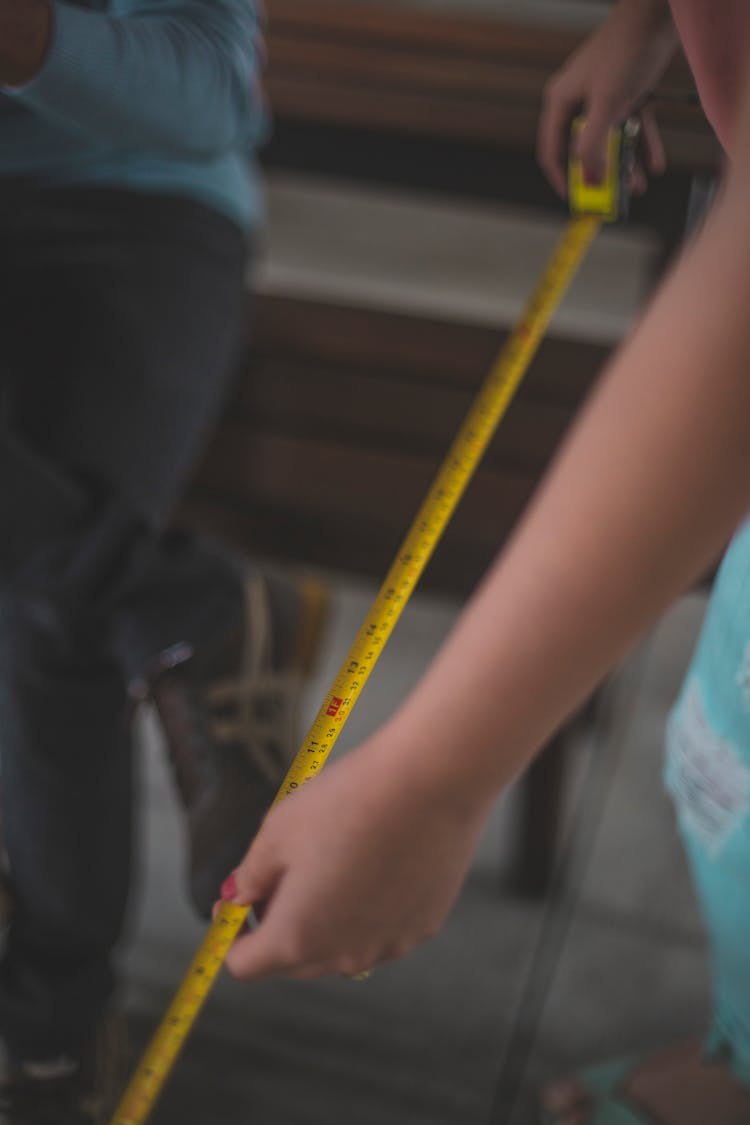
[183,0,721,893]
[262,0,717,169]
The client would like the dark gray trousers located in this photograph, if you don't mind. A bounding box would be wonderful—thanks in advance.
[0,183,248,1057]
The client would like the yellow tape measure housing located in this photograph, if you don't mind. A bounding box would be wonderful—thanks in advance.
[568,117,637,222]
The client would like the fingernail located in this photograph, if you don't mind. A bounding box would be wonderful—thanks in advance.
[221,873,238,902]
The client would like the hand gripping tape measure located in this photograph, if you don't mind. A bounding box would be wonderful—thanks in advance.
[110,121,631,1125]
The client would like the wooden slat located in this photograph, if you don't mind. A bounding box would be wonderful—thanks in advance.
[264,0,721,171]
[249,296,606,405]
[184,297,608,592]
[267,0,585,59]
[184,3,718,589]
[267,0,697,88]
[195,428,533,541]
[181,495,496,593]
[233,359,575,473]
[268,77,543,148]
[268,39,548,100]
[260,0,716,256]
[185,437,538,594]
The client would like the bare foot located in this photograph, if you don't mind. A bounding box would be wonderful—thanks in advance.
[541,1041,750,1125]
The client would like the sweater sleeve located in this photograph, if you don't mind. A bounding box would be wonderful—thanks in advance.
[7,0,265,158]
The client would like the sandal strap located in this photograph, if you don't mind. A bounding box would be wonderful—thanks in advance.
[542,1056,669,1125]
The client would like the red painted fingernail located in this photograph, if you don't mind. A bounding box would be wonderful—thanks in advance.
[221,874,238,901]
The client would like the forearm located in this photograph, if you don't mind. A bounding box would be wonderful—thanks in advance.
[4,0,263,158]
[618,0,673,23]
[378,179,750,809]
[0,0,51,86]
[603,0,678,75]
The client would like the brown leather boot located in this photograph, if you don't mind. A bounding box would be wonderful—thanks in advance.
[149,570,329,918]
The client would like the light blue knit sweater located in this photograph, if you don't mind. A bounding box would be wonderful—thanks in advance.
[1,0,265,229]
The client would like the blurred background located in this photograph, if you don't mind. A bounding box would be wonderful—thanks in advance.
[121,0,722,1121]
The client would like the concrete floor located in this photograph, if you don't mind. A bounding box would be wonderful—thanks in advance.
[120,578,711,1125]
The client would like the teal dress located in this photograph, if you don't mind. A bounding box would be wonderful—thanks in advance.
[666,517,750,1083]
[0,0,266,230]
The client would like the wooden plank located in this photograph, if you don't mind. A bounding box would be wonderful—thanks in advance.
[267,0,584,60]
[249,296,606,405]
[231,359,576,473]
[194,428,535,544]
[180,494,499,593]
[266,76,542,148]
[264,1,721,171]
[268,39,550,100]
[265,78,717,166]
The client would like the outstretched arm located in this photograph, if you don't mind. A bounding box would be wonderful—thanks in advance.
[220,72,750,983]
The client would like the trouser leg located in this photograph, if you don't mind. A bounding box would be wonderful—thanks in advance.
[0,602,132,1059]
[0,185,249,1054]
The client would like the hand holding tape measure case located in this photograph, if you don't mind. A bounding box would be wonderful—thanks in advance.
[568,116,638,221]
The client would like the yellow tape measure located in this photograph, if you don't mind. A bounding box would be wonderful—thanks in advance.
[112,197,611,1123]
[275,218,601,800]
[110,213,598,1124]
